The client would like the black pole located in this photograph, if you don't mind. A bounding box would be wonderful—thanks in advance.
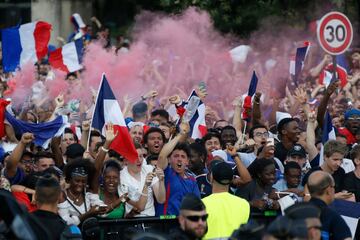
[331,55,337,82]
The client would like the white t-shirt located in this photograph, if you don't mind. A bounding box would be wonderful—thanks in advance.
[119,164,159,217]
[58,192,103,226]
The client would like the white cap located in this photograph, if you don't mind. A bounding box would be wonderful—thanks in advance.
[212,150,227,161]
[276,111,292,124]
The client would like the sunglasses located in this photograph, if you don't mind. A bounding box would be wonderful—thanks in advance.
[185,214,208,222]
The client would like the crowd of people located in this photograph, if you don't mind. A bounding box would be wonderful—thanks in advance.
[0,12,360,240]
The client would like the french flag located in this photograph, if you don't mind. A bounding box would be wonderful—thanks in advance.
[176,90,207,139]
[5,111,68,149]
[70,13,86,40]
[319,54,348,88]
[289,42,310,85]
[186,91,207,139]
[91,74,138,163]
[49,39,83,73]
[319,111,336,165]
[242,71,258,121]
[2,21,51,72]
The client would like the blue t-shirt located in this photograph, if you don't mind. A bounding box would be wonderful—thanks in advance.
[155,166,200,216]
[4,167,25,185]
[196,174,212,199]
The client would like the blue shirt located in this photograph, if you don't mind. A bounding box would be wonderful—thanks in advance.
[196,174,212,199]
[309,198,352,240]
[4,167,25,185]
[155,166,200,216]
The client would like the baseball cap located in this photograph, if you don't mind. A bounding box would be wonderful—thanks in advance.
[287,144,306,158]
[65,143,85,159]
[345,109,360,120]
[208,159,223,173]
[212,161,233,185]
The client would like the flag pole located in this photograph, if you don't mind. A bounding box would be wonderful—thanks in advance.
[86,73,105,151]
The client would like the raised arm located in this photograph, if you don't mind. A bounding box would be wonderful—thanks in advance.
[157,122,189,170]
[317,80,339,129]
[5,133,34,178]
[80,120,90,149]
[92,123,118,193]
[309,54,332,78]
[226,145,251,186]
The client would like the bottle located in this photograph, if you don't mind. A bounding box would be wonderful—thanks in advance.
[183,96,200,122]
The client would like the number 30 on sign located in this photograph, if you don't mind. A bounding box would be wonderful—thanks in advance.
[317,11,353,55]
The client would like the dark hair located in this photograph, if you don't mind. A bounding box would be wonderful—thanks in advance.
[64,127,79,142]
[249,124,268,139]
[34,151,55,163]
[151,109,169,122]
[90,130,104,146]
[277,118,297,136]
[249,158,275,178]
[103,159,121,174]
[64,158,96,187]
[143,127,166,144]
[201,132,221,145]
[108,150,123,161]
[284,161,301,174]
[189,142,207,162]
[146,155,158,164]
[172,143,190,158]
[220,125,237,135]
[35,175,61,205]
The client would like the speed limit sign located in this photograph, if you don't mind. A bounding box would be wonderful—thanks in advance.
[317,11,353,55]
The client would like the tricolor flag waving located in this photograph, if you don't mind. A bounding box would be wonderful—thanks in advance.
[175,90,207,139]
[49,39,83,73]
[289,41,310,86]
[2,21,52,72]
[242,71,258,122]
[319,54,348,88]
[91,74,138,163]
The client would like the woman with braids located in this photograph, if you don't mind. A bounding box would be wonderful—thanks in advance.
[58,158,107,226]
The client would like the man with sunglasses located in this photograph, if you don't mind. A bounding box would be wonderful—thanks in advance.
[170,194,208,240]
[307,171,352,240]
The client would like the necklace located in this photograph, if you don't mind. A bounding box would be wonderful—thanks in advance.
[68,189,82,203]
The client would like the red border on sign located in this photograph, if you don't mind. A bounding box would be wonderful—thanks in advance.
[318,12,353,55]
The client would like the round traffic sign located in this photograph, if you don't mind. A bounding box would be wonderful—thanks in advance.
[317,11,353,55]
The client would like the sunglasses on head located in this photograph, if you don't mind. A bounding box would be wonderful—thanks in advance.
[185,214,208,222]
